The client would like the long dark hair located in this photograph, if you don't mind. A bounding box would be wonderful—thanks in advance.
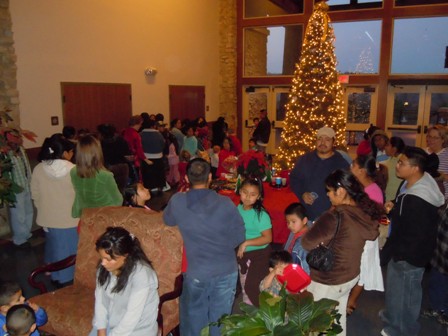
[238,177,268,219]
[325,169,384,220]
[38,134,75,163]
[96,227,152,293]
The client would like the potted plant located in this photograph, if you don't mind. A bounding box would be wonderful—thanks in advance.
[201,287,342,336]
[237,149,269,180]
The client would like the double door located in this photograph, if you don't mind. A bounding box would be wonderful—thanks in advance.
[386,85,448,147]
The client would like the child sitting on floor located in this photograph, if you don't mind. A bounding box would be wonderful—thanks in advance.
[5,304,36,336]
[259,250,292,296]
[0,281,47,336]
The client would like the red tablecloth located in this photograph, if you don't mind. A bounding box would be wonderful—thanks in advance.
[219,182,299,244]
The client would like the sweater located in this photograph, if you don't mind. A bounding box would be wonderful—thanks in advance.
[289,151,349,220]
[383,172,445,267]
[92,263,159,336]
[70,168,123,218]
[31,159,78,228]
[163,189,245,280]
[302,205,379,285]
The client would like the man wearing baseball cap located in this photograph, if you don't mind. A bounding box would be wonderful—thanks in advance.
[289,126,349,221]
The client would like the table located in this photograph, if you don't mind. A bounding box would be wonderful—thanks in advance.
[219,182,299,244]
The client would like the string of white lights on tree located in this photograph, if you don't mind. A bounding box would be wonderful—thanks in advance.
[274,1,346,170]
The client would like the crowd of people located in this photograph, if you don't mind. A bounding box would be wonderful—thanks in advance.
[1,115,448,336]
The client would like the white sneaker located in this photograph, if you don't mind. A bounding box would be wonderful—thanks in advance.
[380,329,390,336]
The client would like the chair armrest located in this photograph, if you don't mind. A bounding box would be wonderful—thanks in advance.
[28,255,77,294]
[157,274,183,336]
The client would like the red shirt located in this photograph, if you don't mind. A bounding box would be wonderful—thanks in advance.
[122,127,146,167]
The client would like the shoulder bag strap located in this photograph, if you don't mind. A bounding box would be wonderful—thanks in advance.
[326,210,341,249]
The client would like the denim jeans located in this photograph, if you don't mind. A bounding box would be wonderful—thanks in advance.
[428,267,448,313]
[8,189,33,245]
[382,260,425,336]
[180,271,237,336]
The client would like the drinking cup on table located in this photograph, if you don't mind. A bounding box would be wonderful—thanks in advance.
[281,178,287,186]
[275,177,282,188]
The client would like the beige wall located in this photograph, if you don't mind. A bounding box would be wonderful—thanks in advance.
[9,0,220,148]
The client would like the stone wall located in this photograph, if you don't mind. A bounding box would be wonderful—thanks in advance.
[0,0,19,126]
[219,0,237,130]
[0,0,18,237]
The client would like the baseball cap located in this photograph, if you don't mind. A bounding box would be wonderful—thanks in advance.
[316,126,335,139]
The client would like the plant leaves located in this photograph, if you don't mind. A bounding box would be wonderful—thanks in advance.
[258,291,285,330]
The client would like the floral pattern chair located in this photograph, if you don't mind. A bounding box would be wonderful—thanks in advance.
[28,206,183,336]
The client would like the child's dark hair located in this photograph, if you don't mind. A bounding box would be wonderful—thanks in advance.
[123,183,139,207]
[239,178,267,218]
[96,227,152,293]
[353,154,387,191]
[6,304,35,336]
[62,125,76,140]
[269,250,292,268]
[0,281,21,306]
[284,202,307,220]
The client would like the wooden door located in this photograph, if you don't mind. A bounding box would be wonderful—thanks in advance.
[169,85,205,122]
[61,82,132,133]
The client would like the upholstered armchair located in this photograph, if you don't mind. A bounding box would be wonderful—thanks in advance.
[28,206,183,336]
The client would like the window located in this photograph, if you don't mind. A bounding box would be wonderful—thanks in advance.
[328,0,382,10]
[244,0,303,18]
[332,20,381,74]
[244,25,303,76]
[391,17,448,74]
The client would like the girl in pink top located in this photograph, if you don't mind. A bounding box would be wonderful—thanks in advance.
[348,155,384,315]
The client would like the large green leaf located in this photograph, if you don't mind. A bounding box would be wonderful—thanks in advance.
[220,316,271,336]
[257,291,286,330]
[239,302,259,317]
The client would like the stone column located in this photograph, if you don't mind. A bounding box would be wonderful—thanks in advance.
[0,0,20,236]
[219,0,237,130]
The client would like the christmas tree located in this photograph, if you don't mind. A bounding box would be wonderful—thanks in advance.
[274,1,346,170]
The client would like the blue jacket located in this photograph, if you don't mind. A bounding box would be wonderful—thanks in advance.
[1,306,47,336]
[284,232,310,275]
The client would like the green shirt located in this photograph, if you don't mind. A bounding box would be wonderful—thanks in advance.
[237,204,272,252]
[70,168,123,218]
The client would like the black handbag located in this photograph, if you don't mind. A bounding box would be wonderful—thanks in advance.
[306,210,341,272]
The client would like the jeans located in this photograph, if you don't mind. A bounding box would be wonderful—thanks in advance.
[382,260,425,336]
[8,189,33,245]
[428,267,448,313]
[180,271,237,336]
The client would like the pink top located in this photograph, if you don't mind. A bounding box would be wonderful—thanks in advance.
[364,182,384,204]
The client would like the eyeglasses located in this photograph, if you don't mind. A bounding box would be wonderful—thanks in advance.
[426,135,442,140]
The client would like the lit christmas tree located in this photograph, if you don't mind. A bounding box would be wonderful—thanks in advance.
[274,1,346,170]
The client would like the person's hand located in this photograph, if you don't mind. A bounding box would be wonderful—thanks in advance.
[385,201,394,214]
[302,192,315,205]
[237,242,247,258]
[97,329,107,336]
[27,301,39,312]
[144,159,153,166]
[273,264,287,276]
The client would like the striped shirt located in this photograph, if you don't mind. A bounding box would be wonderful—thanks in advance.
[8,147,32,191]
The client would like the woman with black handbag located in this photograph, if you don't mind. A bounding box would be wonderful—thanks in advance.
[302,169,384,336]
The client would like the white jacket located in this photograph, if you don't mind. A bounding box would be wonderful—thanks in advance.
[31,159,78,228]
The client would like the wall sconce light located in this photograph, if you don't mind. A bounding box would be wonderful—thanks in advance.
[144,67,158,76]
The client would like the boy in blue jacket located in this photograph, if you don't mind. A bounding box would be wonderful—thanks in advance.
[0,282,47,336]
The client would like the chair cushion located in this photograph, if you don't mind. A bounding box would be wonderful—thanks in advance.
[30,285,94,336]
